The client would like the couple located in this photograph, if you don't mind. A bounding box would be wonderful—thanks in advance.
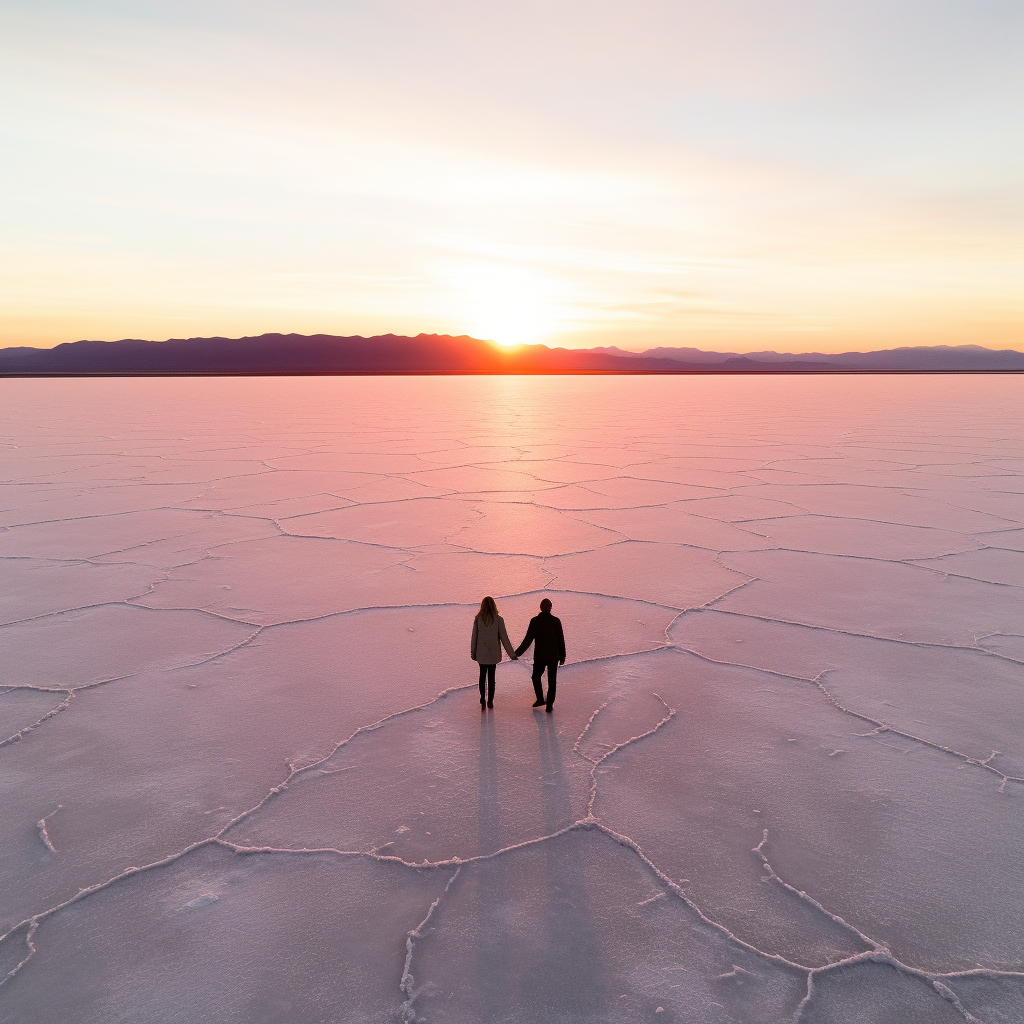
[471,596,566,713]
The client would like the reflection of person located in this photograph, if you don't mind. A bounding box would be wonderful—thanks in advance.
[515,598,566,713]
[471,596,517,710]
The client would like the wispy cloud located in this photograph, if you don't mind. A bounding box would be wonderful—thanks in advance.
[1,1,1020,350]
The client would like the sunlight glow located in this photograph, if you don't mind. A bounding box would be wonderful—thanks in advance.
[449,266,563,347]
[1,4,1019,351]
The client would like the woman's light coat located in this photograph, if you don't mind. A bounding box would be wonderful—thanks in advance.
[471,614,516,664]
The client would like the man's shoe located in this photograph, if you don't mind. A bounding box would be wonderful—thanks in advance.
[545,705,553,713]
[487,701,494,709]
[480,699,486,710]
[532,700,545,708]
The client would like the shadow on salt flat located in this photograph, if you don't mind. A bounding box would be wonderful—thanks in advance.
[414,828,806,1024]
[228,652,677,862]
[226,682,593,861]
[0,590,681,932]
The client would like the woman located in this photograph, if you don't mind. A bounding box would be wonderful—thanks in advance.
[471,596,517,710]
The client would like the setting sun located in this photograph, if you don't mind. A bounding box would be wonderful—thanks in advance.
[448,266,563,347]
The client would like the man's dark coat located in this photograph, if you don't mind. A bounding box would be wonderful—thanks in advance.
[515,611,566,663]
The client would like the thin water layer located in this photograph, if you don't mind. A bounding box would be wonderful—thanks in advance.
[0,374,1022,1022]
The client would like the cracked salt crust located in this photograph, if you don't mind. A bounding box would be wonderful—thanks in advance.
[563,504,774,550]
[739,514,982,560]
[0,373,1022,1022]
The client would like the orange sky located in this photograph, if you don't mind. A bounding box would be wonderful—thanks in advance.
[2,2,1021,353]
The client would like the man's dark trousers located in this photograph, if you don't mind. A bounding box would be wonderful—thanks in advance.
[532,661,557,709]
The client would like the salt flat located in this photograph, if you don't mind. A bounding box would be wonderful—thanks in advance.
[0,374,1022,1023]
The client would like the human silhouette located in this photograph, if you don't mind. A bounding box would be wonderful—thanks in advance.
[515,598,566,712]
[471,596,517,710]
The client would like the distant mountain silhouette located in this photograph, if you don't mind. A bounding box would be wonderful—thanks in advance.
[645,344,1024,371]
[1,334,1022,374]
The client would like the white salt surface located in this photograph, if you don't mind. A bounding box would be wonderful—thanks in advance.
[0,374,1022,1023]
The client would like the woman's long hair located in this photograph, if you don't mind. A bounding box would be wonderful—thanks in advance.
[478,595,498,625]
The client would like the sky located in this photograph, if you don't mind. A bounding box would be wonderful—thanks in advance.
[1,1,1021,353]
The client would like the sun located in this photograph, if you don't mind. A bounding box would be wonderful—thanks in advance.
[449,266,558,347]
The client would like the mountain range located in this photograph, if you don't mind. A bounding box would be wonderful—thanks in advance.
[1,334,1022,374]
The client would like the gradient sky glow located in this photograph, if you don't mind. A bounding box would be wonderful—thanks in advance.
[2,1,1022,352]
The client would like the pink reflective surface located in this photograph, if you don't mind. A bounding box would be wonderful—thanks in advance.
[1,374,1022,1022]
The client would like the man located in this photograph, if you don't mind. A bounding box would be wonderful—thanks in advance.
[515,598,566,713]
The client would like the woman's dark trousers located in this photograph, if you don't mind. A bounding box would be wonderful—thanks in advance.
[478,663,496,703]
